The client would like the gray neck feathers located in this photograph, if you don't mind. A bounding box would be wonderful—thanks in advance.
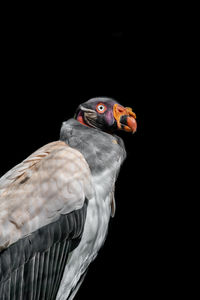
[60,119,126,176]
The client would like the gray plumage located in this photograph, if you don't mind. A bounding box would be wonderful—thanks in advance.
[60,118,126,175]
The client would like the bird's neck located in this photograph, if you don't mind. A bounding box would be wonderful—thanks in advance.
[60,119,126,178]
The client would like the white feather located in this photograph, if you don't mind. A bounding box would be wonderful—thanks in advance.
[56,157,122,300]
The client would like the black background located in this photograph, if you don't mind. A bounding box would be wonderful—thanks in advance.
[0,20,150,299]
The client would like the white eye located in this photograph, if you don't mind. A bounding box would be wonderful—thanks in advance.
[98,105,105,111]
[96,103,107,113]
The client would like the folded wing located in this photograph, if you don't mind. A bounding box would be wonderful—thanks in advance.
[0,141,93,299]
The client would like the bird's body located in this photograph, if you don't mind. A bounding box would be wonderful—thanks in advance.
[57,119,126,299]
[0,98,137,299]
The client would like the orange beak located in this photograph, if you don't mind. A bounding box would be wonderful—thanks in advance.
[113,104,137,133]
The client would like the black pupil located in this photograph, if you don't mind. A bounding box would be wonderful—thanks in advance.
[99,106,104,110]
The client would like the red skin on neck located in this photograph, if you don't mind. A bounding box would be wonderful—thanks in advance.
[77,115,90,127]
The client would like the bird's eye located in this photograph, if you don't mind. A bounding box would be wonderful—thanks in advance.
[96,103,107,113]
[98,105,104,111]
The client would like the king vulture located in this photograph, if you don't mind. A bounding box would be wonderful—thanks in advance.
[0,97,137,299]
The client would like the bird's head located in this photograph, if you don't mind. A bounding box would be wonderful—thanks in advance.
[75,97,137,134]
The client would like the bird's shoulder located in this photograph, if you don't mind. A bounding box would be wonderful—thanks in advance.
[0,141,89,194]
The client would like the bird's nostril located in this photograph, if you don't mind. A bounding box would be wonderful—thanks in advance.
[117,106,124,113]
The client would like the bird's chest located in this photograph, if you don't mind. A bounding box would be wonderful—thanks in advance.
[78,166,119,260]
[83,177,112,254]
[56,177,112,300]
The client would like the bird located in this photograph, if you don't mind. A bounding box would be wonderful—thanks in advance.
[0,97,137,300]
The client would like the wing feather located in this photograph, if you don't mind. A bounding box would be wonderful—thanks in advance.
[0,195,88,299]
[0,141,93,250]
[0,140,93,299]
